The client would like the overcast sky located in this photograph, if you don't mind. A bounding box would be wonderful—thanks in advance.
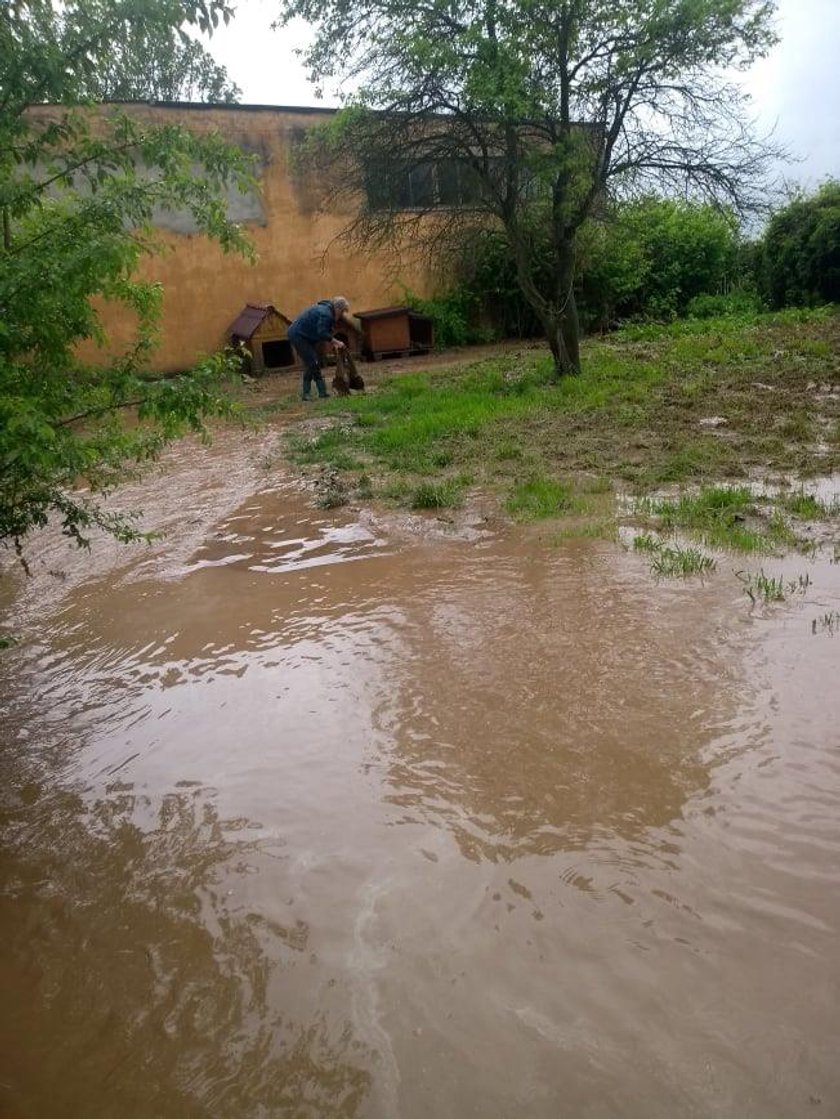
[207,0,839,189]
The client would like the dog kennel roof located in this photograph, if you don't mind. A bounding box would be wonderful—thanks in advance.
[355,305,434,325]
[229,302,290,339]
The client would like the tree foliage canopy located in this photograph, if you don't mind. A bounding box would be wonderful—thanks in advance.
[3,0,240,104]
[1,1,254,561]
[280,0,781,373]
[85,26,240,103]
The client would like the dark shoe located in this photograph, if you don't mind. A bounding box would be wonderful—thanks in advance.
[301,394,312,402]
[318,392,331,399]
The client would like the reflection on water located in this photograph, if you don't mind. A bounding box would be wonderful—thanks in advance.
[0,743,371,1117]
[2,481,840,1117]
[373,544,730,861]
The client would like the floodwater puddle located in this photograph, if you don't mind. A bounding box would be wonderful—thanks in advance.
[2,465,840,1117]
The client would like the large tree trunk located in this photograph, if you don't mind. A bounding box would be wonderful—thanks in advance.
[543,288,581,377]
[560,285,581,375]
[556,237,581,376]
[508,223,582,376]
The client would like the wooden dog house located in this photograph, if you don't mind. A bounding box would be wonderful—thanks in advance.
[229,303,294,374]
[356,306,434,360]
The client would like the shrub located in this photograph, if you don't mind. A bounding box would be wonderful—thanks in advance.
[686,291,762,319]
[447,196,744,340]
[402,286,493,348]
[613,197,741,320]
[758,181,840,309]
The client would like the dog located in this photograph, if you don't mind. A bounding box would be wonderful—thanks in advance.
[332,347,365,396]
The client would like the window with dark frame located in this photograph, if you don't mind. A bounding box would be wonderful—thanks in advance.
[366,157,495,211]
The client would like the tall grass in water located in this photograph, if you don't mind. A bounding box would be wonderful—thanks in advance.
[633,533,716,577]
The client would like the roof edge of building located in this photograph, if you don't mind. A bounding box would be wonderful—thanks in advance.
[98,101,340,114]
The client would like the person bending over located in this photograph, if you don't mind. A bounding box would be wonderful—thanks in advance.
[287,296,353,401]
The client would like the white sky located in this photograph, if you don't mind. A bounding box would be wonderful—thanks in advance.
[207,0,839,189]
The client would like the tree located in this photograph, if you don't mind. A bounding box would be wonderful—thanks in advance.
[1,1,254,561]
[82,19,241,102]
[759,180,840,309]
[278,0,782,375]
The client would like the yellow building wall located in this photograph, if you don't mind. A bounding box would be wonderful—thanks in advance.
[90,103,433,373]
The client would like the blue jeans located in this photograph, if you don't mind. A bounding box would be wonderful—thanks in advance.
[288,328,328,398]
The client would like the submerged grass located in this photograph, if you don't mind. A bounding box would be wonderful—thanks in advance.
[812,610,840,635]
[780,488,840,519]
[268,307,840,546]
[737,569,813,604]
[550,518,618,543]
[633,533,716,577]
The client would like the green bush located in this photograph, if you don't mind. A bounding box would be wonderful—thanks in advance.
[456,229,546,339]
[575,215,648,330]
[610,197,740,321]
[402,286,493,348]
[446,196,744,341]
[759,181,840,309]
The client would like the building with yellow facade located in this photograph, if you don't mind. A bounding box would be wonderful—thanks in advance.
[94,102,432,373]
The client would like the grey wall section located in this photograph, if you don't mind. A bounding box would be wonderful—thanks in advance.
[151,164,268,233]
[47,153,268,232]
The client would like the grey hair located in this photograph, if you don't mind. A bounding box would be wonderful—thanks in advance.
[332,296,350,312]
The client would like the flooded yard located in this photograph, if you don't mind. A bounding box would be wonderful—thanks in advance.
[1,434,839,1117]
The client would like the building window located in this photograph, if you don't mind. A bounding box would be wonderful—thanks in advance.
[367,157,493,211]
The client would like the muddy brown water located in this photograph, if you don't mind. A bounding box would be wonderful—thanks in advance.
[1,438,839,1118]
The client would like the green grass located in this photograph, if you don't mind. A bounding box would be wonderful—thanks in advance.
[494,436,525,461]
[736,568,813,604]
[506,478,577,520]
[780,488,840,518]
[550,518,618,543]
[410,480,464,509]
[777,410,814,441]
[651,546,716,578]
[633,485,798,552]
[633,533,716,577]
[259,308,840,544]
[740,570,784,602]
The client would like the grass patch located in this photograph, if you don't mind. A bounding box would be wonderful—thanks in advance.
[287,427,365,471]
[381,479,413,503]
[506,477,577,520]
[410,480,463,509]
[262,308,840,531]
[812,610,840,635]
[356,473,374,499]
[633,533,716,577]
[579,475,613,495]
[737,570,784,603]
[637,437,740,485]
[551,518,618,543]
[777,410,814,441]
[494,436,525,461]
[651,547,716,578]
[634,485,797,552]
[737,569,813,604]
[780,488,840,519]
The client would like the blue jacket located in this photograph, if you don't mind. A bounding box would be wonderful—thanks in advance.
[289,300,337,343]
